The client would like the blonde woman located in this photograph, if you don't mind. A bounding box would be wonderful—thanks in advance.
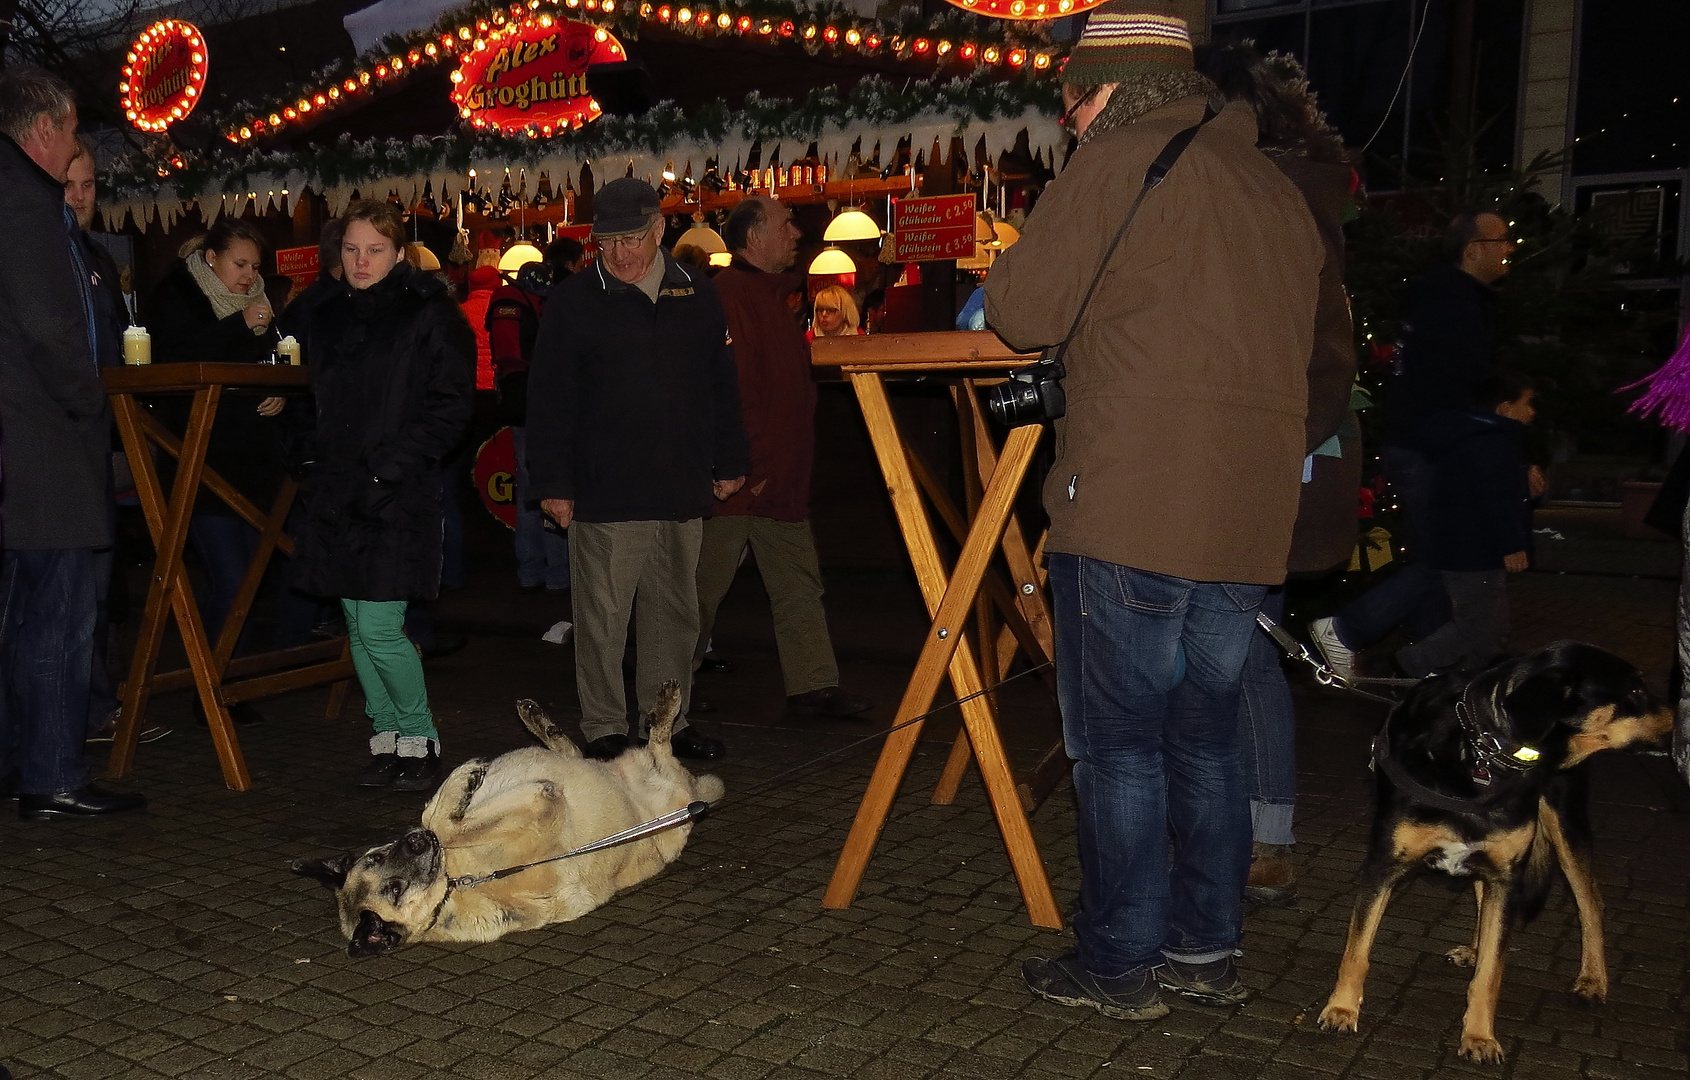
[807,285,860,340]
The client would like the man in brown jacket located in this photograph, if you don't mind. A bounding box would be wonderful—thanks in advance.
[693,196,871,718]
[985,1,1322,1019]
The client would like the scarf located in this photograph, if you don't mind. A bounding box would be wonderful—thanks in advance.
[1080,70,1219,144]
[183,243,266,321]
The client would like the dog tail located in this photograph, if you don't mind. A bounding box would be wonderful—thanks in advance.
[516,699,582,758]
[1511,802,1559,925]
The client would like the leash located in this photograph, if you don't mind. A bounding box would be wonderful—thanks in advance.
[1254,611,1413,706]
[446,661,1057,890]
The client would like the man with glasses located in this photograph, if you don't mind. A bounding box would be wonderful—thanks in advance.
[1309,210,1527,681]
[985,0,1323,1018]
[526,178,749,761]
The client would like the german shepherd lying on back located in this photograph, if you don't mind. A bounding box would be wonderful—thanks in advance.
[293,681,723,956]
[1318,642,1672,1064]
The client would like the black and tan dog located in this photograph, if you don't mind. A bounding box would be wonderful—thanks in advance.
[292,681,723,956]
[1318,641,1672,1064]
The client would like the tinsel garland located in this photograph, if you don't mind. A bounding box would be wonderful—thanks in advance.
[189,0,1054,149]
[105,72,1061,212]
[1623,323,1690,434]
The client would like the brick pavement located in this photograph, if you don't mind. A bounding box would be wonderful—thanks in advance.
[1,564,1686,1080]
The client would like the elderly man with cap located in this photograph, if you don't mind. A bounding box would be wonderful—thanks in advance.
[985,2,1322,1016]
[526,179,750,761]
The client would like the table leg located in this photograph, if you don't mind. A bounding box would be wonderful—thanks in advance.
[824,373,1060,928]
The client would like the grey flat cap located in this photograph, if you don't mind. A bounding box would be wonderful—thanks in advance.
[592,178,662,237]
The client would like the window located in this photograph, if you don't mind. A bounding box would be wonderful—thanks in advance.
[1210,0,1525,191]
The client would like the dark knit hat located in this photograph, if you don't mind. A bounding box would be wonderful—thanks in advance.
[591,177,661,236]
[1061,0,1194,86]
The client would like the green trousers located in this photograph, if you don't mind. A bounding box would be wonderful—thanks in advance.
[695,515,838,696]
[570,519,702,741]
[341,599,437,741]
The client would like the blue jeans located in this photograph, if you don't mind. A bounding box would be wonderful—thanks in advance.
[1051,553,1265,975]
[511,426,569,590]
[188,511,258,648]
[1237,587,1295,846]
[0,548,97,794]
[1335,445,1449,647]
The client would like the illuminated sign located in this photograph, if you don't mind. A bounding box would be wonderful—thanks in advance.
[449,15,626,135]
[120,20,209,133]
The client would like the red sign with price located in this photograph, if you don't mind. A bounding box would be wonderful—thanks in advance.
[883,193,977,262]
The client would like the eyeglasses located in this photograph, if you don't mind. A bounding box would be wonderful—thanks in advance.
[1058,86,1101,133]
[814,305,841,314]
[599,227,654,252]
[1471,236,1516,246]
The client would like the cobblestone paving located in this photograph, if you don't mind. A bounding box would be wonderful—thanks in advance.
[2,569,1686,1080]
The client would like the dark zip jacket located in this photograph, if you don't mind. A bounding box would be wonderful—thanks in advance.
[1422,409,1532,572]
[1383,262,1498,449]
[525,252,750,523]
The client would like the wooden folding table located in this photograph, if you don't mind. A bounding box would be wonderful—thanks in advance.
[102,362,355,791]
[811,331,1067,929]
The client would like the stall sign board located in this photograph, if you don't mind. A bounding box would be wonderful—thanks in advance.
[276,246,321,288]
[473,427,519,529]
[451,16,626,135]
[884,193,977,262]
[120,20,209,133]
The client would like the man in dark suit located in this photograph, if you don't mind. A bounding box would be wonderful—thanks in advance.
[0,66,145,819]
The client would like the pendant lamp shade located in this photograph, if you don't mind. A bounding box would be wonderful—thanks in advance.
[823,208,881,242]
[808,246,857,275]
[497,241,543,273]
[677,225,727,254]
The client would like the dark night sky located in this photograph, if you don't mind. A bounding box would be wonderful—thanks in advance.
[1573,0,1690,175]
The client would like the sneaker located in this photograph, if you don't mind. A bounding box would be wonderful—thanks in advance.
[1154,955,1251,1006]
[1244,842,1298,908]
[1022,953,1169,1021]
[1307,616,1359,683]
[86,717,170,745]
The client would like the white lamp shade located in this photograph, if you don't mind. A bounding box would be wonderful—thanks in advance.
[974,213,995,243]
[677,225,727,254]
[497,242,543,273]
[823,208,881,242]
[808,246,857,275]
[707,250,733,267]
[992,221,1020,249]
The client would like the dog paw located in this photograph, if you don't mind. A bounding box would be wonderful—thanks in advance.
[450,759,490,822]
[1446,946,1477,968]
[1570,974,1608,1005]
[1316,1004,1359,1033]
[1457,1034,1505,1064]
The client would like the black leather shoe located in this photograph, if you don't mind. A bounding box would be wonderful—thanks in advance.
[390,750,442,793]
[688,697,718,715]
[699,654,733,674]
[419,633,468,661]
[584,733,632,760]
[670,724,724,761]
[355,754,402,787]
[18,784,146,821]
[788,686,873,718]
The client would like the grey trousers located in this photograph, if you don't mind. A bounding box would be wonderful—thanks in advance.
[1396,569,1510,677]
[569,519,701,741]
[695,515,839,696]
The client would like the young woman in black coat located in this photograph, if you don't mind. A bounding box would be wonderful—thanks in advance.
[288,200,475,790]
[147,217,285,723]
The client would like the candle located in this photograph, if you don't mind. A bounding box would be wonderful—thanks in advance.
[122,325,151,365]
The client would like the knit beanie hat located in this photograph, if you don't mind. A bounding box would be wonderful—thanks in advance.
[1061,0,1194,87]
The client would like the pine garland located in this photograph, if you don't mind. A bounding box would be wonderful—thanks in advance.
[105,72,1060,202]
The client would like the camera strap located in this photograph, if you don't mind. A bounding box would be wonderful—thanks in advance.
[1045,103,1218,366]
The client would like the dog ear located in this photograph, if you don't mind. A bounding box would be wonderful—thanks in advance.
[347,910,404,957]
[291,853,356,890]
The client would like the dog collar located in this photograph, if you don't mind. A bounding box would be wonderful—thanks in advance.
[1455,682,1542,786]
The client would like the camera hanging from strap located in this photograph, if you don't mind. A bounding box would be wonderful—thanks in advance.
[987,104,1218,427]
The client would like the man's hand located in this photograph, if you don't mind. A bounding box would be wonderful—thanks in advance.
[256,396,285,417]
[1503,551,1529,573]
[713,476,746,501]
[1527,465,1547,499]
[541,498,574,528]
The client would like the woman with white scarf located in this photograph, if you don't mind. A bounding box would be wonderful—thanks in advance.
[146,219,285,723]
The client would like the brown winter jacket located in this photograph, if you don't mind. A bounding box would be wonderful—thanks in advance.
[985,97,1323,585]
[1273,152,1361,575]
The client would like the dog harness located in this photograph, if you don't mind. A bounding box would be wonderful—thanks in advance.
[1370,676,1544,812]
